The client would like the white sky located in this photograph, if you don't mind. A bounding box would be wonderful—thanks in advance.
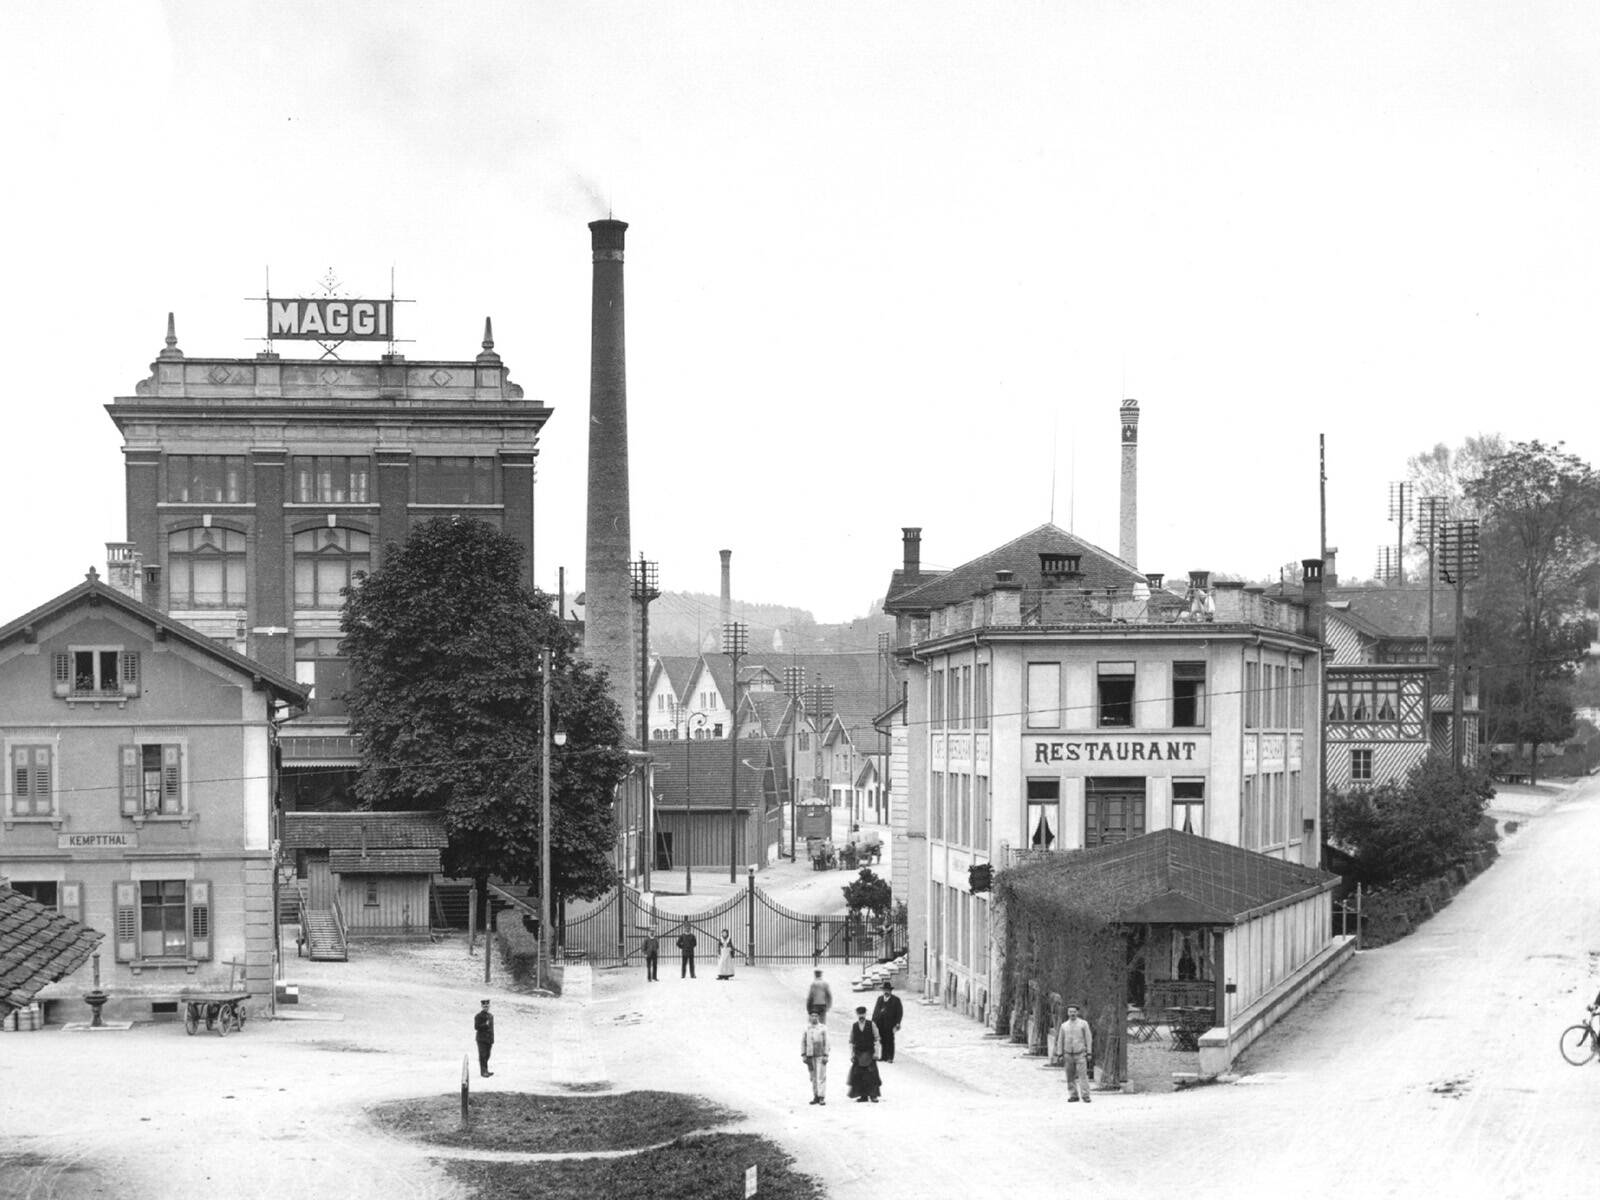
[3,0,1596,625]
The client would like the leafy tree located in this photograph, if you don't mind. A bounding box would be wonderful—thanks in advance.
[342,517,628,928]
[1326,754,1496,886]
[841,868,892,922]
[1405,434,1503,579]
[1463,440,1600,779]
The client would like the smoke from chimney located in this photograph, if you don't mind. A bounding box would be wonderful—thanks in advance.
[583,218,636,719]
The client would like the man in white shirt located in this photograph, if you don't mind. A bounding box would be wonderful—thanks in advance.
[801,1011,830,1105]
[1058,1004,1093,1103]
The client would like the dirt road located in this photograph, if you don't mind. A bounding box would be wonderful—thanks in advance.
[4,785,1595,1199]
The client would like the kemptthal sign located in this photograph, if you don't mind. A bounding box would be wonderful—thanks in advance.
[267,298,393,340]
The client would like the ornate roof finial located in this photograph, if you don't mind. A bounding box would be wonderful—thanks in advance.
[476,316,501,364]
[86,566,101,583]
[159,312,184,359]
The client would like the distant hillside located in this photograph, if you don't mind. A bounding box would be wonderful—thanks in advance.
[647,591,894,656]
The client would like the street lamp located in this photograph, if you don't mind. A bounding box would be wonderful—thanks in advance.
[538,647,567,992]
[724,621,748,883]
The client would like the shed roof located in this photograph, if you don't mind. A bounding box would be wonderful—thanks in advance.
[649,738,786,811]
[328,849,442,874]
[0,886,104,1014]
[282,811,449,851]
[1004,829,1338,926]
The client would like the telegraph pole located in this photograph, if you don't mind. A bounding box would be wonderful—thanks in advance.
[631,556,660,892]
[724,621,749,882]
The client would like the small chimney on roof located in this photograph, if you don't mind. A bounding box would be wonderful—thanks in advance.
[1324,546,1339,588]
[1188,570,1212,591]
[902,527,922,581]
[1145,572,1164,591]
[995,569,1015,585]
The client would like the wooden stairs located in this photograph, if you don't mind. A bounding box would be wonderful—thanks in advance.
[302,909,348,962]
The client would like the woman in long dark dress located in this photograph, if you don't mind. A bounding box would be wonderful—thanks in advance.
[846,1006,882,1102]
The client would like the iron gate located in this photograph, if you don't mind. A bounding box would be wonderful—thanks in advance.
[559,878,903,967]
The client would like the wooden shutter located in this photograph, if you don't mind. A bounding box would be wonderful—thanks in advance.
[52,652,71,697]
[188,880,212,960]
[60,880,82,924]
[32,747,51,814]
[162,745,182,814]
[119,746,140,816]
[11,748,27,814]
[121,651,142,697]
[114,881,139,961]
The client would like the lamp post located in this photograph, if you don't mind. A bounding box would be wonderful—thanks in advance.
[724,621,748,882]
[538,647,567,992]
[679,708,709,894]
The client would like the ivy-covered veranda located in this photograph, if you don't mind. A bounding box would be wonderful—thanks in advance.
[996,829,1355,1082]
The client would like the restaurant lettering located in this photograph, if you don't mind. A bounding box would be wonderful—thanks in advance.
[267,298,392,340]
[1032,740,1198,763]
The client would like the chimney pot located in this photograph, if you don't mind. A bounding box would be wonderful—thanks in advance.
[902,527,922,580]
[1145,572,1164,591]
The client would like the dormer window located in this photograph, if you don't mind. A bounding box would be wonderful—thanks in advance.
[53,647,141,700]
[1040,553,1081,576]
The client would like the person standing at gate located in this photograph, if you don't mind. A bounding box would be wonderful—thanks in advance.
[473,999,495,1077]
[1059,1003,1093,1102]
[872,980,903,1062]
[715,928,741,980]
[801,1010,830,1105]
[806,968,833,1022]
[676,922,698,978]
[642,928,660,981]
[846,1006,881,1102]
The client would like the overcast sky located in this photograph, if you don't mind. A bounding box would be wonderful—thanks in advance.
[4,1,1596,628]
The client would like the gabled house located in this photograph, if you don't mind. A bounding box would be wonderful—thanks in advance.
[646,655,701,740]
[0,573,307,1021]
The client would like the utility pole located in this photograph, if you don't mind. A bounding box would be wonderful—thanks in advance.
[1388,480,1412,585]
[783,663,805,861]
[724,621,748,882]
[631,556,660,892]
[1438,520,1480,772]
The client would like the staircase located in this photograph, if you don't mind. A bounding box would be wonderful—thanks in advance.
[302,909,347,962]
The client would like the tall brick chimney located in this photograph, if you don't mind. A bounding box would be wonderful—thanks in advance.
[1119,398,1140,566]
[584,218,636,719]
[902,527,922,582]
[720,549,732,631]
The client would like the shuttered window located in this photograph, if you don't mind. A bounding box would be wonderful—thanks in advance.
[52,648,140,699]
[119,744,184,816]
[10,745,54,816]
[116,879,211,962]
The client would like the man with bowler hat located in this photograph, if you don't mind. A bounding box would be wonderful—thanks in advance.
[872,979,903,1062]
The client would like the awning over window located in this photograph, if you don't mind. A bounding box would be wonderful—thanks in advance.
[280,734,360,766]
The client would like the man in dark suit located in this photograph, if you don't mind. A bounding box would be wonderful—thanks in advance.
[872,980,904,1062]
[846,1006,881,1102]
[675,922,698,978]
[474,999,495,1077]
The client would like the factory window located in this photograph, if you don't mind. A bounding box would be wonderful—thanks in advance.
[1026,663,1061,729]
[295,637,351,717]
[1172,662,1206,727]
[930,669,945,728]
[1290,666,1306,725]
[168,526,247,608]
[1245,662,1260,728]
[1097,662,1135,728]
[975,662,990,729]
[293,527,371,608]
[415,456,495,504]
[293,455,370,503]
[167,455,245,503]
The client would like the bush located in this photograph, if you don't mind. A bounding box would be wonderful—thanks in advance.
[1327,754,1496,887]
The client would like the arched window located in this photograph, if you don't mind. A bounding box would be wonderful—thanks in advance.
[294,528,370,609]
[168,527,247,608]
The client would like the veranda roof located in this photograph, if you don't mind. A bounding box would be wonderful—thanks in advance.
[1004,829,1338,926]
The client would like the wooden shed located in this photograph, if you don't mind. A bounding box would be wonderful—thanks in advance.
[281,812,448,938]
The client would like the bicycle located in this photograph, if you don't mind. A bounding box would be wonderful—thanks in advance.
[1559,1004,1600,1066]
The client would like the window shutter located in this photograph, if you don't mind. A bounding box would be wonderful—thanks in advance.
[121,651,142,697]
[52,652,71,697]
[33,747,51,811]
[12,749,28,812]
[60,880,82,924]
[189,880,212,960]
[114,881,139,961]
[162,745,182,814]
[119,746,140,816]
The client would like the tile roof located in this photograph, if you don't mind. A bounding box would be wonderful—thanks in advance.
[328,849,442,874]
[1004,829,1338,925]
[0,886,104,1014]
[281,811,449,851]
[884,524,1149,612]
[649,655,702,706]
[742,691,796,737]
[649,738,787,811]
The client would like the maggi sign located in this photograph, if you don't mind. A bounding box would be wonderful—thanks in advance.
[267,298,392,341]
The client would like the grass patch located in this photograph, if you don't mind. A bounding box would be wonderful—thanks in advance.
[370,1090,735,1153]
[440,1132,825,1200]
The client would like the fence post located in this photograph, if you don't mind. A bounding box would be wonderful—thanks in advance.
[1355,883,1363,951]
[746,868,756,965]
[460,1055,470,1128]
